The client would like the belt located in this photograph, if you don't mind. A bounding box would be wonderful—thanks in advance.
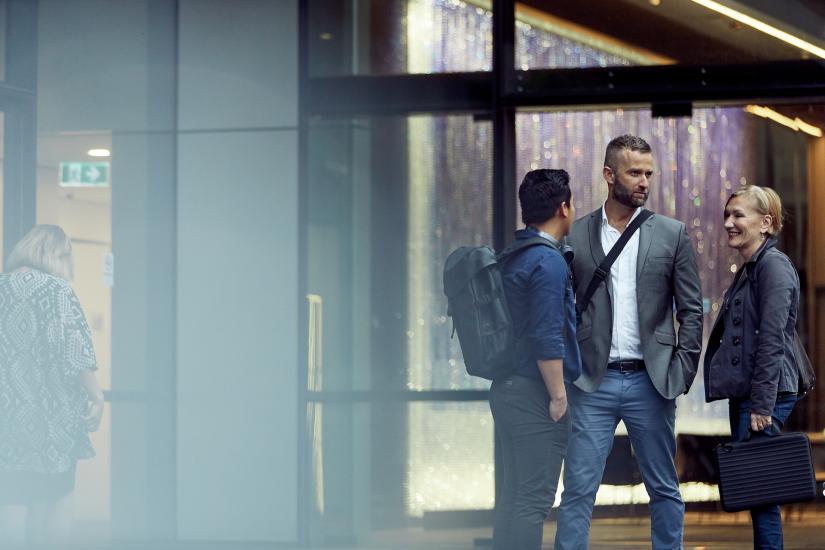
[607,360,646,373]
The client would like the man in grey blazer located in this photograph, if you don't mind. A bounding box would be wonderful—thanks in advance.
[554,135,703,550]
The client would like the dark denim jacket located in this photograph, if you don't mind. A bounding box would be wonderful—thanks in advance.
[704,237,799,415]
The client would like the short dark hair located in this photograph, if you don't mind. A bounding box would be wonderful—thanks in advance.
[604,134,652,171]
[518,169,571,226]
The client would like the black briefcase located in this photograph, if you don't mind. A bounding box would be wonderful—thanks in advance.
[714,432,817,512]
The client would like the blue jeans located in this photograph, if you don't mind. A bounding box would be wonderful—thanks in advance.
[728,394,797,550]
[555,369,683,550]
[490,374,571,550]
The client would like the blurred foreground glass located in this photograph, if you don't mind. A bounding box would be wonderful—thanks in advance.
[37,131,113,527]
[305,113,494,537]
[307,114,493,394]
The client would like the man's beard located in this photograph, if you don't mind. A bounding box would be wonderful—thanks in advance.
[613,181,648,208]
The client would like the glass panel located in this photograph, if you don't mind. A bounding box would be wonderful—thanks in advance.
[32,1,181,540]
[306,400,493,542]
[0,0,5,81]
[406,401,494,515]
[406,116,493,391]
[308,0,492,75]
[36,131,112,526]
[306,113,494,538]
[515,101,819,435]
[0,112,4,265]
[516,1,825,69]
[307,114,493,393]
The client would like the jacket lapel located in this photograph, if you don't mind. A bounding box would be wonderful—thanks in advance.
[728,265,749,301]
[635,212,656,280]
[589,209,605,267]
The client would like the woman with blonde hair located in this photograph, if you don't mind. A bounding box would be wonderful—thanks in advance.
[0,225,104,548]
[704,186,800,549]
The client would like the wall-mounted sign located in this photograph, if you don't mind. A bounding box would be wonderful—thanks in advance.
[59,161,110,187]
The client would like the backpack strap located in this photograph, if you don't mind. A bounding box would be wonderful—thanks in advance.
[576,209,654,319]
[496,236,555,261]
[497,235,575,266]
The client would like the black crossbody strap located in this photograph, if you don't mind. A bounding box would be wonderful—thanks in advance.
[576,209,654,318]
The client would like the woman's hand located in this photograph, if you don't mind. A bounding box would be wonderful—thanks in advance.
[78,370,104,431]
[750,412,772,432]
[84,396,105,432]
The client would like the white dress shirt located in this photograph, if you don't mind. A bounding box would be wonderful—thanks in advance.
[600,204,643,361]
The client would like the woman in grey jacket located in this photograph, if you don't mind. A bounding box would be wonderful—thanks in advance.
[704,185,799,550]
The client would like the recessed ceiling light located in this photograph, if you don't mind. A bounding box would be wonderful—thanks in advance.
[744,105,823,137]
[87,148,111,157]
[689,0,825,60]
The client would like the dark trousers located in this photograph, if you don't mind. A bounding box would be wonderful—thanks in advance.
[490,374,570,550]
[729,394,797,550]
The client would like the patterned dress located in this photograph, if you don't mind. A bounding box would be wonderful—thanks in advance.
[0,270,97,501]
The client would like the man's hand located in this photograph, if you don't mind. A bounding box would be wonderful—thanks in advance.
[750,412,772,432]
[537,358,567,422]
[549,395,568,422]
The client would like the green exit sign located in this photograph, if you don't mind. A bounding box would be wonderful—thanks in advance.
[59,161,110,187]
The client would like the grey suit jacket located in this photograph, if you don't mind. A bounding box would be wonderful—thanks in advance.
[568,208,703,399]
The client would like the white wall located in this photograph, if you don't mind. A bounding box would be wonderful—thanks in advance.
[176,0,299,542]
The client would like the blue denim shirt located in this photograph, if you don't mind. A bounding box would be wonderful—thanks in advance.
[501,227,582,383]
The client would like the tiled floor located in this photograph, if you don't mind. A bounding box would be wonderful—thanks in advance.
[30,508,825,549]
[366,510,825,549]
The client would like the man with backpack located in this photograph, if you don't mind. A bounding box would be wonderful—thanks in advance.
[554,135,704,550]
[488,168,582,550]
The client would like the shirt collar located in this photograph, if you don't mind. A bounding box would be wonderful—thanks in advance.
[601,202,642,227]
[538,230,562,248]
[523,226,560,246]
[522,226,573,264]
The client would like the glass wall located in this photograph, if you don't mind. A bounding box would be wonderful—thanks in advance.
[33,0,178,542]
[306,113,495,537]
[307,0,493,75]
[0,112,4,265]
[0,0,5,81]
[307,113,493,396]
[36,131,113,527]
[308,0,825,76]
[304,3,824,538]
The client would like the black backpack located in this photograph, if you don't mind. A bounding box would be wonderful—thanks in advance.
[442,237,557,380]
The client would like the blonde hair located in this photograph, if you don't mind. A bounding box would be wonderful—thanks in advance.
[6,225,74,280]
[726,185,784,235]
